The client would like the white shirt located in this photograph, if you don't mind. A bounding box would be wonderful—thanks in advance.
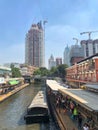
[83,126,89,130]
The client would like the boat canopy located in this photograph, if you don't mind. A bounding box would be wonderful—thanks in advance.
[8,80,19,85]
[46,80,67,91]
[28,91,48,109]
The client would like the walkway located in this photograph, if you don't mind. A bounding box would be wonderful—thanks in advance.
[48,92,79,130]
[55,106,78,130]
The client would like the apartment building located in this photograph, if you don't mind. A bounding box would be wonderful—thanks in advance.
[66,53,98,87]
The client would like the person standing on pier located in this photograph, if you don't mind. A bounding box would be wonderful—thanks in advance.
[78,112,83,129]
[73,107,78,120]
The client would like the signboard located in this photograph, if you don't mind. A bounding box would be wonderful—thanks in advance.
[0,77,5,84]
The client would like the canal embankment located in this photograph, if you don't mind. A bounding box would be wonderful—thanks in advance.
[0,83,29,103]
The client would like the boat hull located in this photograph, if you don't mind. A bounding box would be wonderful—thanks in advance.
[24,114,49,124]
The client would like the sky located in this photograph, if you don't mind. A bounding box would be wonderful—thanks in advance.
[0,0,98,67]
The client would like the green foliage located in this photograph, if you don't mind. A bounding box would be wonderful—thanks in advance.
[33,67,49,76]
[11,67,21,78]
[50,66,58,76]
[33,69,41,75]
[50,64,68,78]
[33,64,68,78]
[57,64,68,78]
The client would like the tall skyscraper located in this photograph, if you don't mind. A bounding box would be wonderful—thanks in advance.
[63,45,70,66]
[56,58,62,66]
[48,54,56,70]
[25,21,45,67]
[69,44,84,65]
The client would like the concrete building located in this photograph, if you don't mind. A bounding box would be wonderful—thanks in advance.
[48,54,56,70]
[70,44,84,65]
[56,58,62,66]
[66,53,98,87]
[81,39,98,58]
[25,21,45,67]
[20,65,38,76]
[0,66,11,78]
[63,45,70,66]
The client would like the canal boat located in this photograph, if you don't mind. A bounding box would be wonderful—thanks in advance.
[24,90,49,124]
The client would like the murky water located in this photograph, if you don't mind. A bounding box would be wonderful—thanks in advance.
[0,84,57,130]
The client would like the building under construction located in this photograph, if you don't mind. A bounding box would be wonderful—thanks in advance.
[80,31,98,58]
[69,44,84,65]
[25,21,45,67]
[81,39,98,58]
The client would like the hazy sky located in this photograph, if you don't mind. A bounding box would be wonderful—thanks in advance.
[0,0,98,67]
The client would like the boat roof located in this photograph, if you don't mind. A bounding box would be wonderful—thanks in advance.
[46,80,67,91]
[59,88,98,112]
[28,91,48,109]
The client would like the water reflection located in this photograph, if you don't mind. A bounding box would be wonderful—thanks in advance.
[0,84,57,130]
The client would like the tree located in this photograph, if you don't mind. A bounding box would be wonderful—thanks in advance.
[57,64,68,78]
[33,64,68,79]
[50,66,58,77]
[11,67,21,77]
[50,64,68,78]
[39,67,49,76]
[33,69,41,75]
[33,67,49,76]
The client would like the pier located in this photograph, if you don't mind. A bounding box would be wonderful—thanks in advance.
[46,80,98,130]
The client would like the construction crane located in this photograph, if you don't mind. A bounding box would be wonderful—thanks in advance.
[80,31,98,40]
[73,37,78,45]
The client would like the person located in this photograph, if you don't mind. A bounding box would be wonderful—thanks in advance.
[70,101,74,113]
[78,113,83,128]
[73,107,78,120]
[83,123,90,130]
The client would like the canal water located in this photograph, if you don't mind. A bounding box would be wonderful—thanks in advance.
[0,84,58,130]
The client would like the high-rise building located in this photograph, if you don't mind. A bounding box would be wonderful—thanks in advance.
[48,54,56,70]
[70,44,84,65]
[81,39,98,58]
[56,58,62,66]
[63,45,70,66]
[25,21,45,67]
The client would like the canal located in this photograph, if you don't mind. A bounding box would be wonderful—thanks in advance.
[0,84,58,130]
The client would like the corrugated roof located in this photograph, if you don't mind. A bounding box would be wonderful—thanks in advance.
[28,91,48,109]
[46,80,67,91]
[84,84,98,90]
[59,89,98,112]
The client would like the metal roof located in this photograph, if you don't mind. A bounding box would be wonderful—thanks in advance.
[59,89,98,112]
[28,91,48,109]
[84,84,98,90]
[46,80,67,91]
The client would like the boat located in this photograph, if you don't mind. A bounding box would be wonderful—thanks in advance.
[24,90,49,124]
